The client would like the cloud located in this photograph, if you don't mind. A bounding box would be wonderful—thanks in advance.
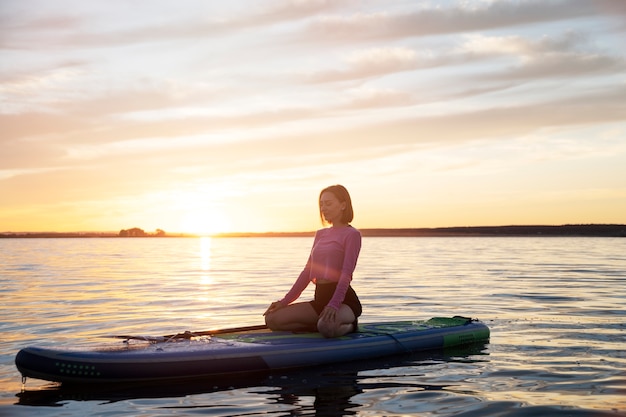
[304,0,624,41]
[72,85,626,174]
[343,87,414,109]
[0,0,352,50]
[295,25,624,89]
[460,32,625,81]
[4,0,620,54]
[0,112,84,141]
[304,47,419,83]
[3,74,623,176]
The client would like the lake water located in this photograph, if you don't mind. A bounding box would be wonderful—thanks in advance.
[0,236,624,416]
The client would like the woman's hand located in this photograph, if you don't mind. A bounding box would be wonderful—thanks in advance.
[263,301,283,316]
[319,306,337,323]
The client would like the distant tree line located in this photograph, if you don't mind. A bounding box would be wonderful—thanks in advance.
[213,224,626,238]
[118,228,166,237]
[358,224,626,237]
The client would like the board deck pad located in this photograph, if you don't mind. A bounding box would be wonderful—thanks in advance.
[216,317,475,344]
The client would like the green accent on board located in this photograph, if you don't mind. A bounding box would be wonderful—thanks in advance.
[442,326,490,347]
[426,316,471,327]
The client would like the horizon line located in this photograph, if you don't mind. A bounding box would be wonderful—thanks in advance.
[2,224,625,238]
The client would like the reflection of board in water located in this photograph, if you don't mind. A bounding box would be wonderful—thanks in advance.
[15,316,489,385]
[16,340,490,409]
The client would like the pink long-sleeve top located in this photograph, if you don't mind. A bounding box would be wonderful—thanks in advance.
[279,225,361,311]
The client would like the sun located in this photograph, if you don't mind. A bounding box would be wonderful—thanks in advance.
[179,208,232,236]
[159,185,235,236]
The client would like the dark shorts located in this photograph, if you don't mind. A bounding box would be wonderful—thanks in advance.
[310,282,362,320]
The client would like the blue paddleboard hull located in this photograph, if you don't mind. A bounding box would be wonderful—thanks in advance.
[15,317,489,384]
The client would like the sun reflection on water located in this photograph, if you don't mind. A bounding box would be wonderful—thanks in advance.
[199,237,213,287]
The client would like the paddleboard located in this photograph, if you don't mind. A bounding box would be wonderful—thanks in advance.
[15,316,489,384]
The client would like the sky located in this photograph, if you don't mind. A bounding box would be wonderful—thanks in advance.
[1,0,625,235]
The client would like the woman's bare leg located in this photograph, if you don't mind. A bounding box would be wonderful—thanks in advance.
[264,302,319,332]
[317,304,356,338]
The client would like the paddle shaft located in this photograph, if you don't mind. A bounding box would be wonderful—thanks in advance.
[165,324,269,339]
[111,324,269,341]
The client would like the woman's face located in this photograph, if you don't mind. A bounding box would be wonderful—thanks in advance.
[320,191,346,225]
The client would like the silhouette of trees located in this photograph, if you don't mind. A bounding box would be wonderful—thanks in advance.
[119,227,147,237]
[118,228,168,237]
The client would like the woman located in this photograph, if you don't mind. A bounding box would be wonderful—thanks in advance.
[264,184,362,338]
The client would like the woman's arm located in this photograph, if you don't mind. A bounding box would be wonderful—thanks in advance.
[326,229,362,311]
[278,230,320,306]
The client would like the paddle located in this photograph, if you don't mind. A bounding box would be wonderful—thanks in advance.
[109,324,269,343]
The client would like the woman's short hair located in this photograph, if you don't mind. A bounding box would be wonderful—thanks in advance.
[319,184,354,224]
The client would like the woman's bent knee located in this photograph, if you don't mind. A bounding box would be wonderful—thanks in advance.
[317,321,334,338]
[317,320,353,338]
[264,312,279,330]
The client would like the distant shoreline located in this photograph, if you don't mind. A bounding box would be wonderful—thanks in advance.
[1,224,625,238]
